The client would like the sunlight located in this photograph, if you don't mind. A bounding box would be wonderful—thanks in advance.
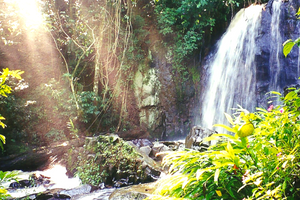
[4,0,43,29]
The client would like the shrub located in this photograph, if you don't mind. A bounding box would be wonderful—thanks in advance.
[150,89,300,199]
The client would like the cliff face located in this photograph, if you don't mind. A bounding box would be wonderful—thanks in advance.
[133,38,198,140]
[134,0,300,139]
[256,0,300,107]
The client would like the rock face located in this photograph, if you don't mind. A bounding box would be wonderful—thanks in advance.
[255,0,300,107]
[133,34,198,140]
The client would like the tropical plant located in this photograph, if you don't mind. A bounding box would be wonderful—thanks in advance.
[0,170,19,199]
[0,68,23,150]
[149,88,300,199]
[283,7,300,57]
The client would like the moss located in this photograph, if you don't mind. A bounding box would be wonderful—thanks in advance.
[74,135,148,187]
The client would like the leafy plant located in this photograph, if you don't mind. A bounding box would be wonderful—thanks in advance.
[150,88,300,199]
[75,135,142,187]
[0,68,23,150]
[0,170,19,199]
[283,8,300,57]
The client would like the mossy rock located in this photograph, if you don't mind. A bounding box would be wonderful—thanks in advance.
[66,135,161,188]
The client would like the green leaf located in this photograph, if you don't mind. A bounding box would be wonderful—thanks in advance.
[0,135,5,144]
[283,39,295,57]
[284,91,297,101]
[270,91,282,96]
[213,124,237,134]
[297,7,300,17]
[214,168,220,184]
[295,37,300,47]
[224,113,234,125]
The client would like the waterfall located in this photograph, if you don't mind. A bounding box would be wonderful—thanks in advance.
[200,4,264,130]
[269,0,282,92]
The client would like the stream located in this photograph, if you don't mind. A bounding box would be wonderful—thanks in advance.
[2,164,116,200]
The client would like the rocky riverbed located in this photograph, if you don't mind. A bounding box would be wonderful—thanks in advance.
[0,126,211,200]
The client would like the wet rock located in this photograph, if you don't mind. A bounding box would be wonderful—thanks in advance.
[14,185,92,200]
[9,179,33,189]
[9,174,51,189]
[131,139,153,148]
[109,182,158,200]
[72,188,116,200]
[255,0,300,107]
[161,141,185,151]
[14,188,72,200]
[59,184,92,197]
[150,142,170,161]
[185,125,215,150]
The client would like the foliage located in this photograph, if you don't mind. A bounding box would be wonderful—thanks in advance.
[75,135,145,187]
[42,0,140,132]
[0,170,19,199]
[283,8,300,57]
[150,88,300,199]
[154,0,268,100]
[0,68,23,150]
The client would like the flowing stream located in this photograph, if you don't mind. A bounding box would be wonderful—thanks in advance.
[3,164,115,199]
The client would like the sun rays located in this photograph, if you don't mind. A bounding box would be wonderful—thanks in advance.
[4,0,44,29]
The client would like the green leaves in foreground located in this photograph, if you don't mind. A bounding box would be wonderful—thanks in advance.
[150,88,300,200]
[0,68,23,151]
[283,38,300,57]
[283,8,300,57]
[0,170,19,199]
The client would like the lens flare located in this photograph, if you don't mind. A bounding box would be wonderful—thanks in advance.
[4,0,43,29]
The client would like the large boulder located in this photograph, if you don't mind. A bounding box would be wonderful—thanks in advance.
[64,135,162,188]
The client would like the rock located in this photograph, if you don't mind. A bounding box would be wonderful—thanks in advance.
[59,184,92,197]
[185,126,216,150]
[13,188,72,200]
[72,188,116,200]
[9,179,33,189]
[131,139,153,148]
[140,146,151,156]
[9,174,51,189]
[110,192,147,200]
[64,135,162,188]
[161,141,185,151]
[116,128,150,140]
[150,142,170,161]
[109,182,158,200]
[12,185,92,200]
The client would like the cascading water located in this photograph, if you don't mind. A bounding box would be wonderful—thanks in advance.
[269,0,283,92]
[200,4,264,130]
[199,0,299,131]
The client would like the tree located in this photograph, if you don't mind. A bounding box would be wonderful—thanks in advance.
[0,68,23,150]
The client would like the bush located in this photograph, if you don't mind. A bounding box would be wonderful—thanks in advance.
[150,89,300,199]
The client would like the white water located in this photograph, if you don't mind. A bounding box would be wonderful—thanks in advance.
[3,164,116,199]
[4,164,82,198]
[269,0,282,91]
[200,4,264,130]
